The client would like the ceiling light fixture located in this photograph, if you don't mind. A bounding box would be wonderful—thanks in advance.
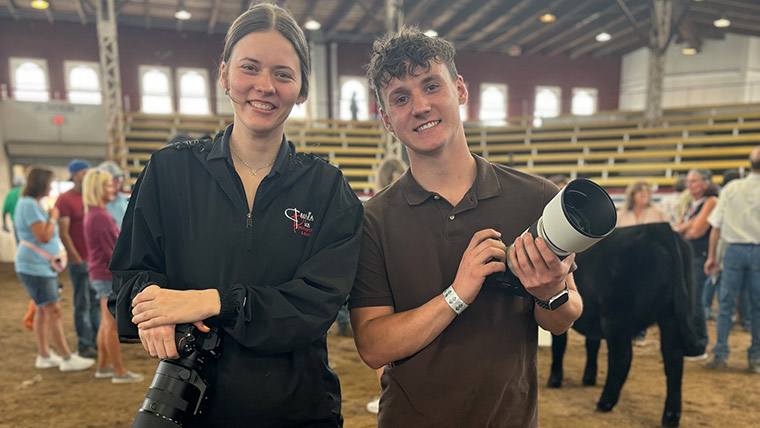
[304,19,321,31]
[539,13,556,23]
[682,47,697,55]
[713,16,731,28]
[424,29,438,38]
[595,32,611,42]
[30,0,49,9]
[174,0,191,20]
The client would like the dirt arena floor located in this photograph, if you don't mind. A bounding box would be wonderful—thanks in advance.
[0,262,757,428]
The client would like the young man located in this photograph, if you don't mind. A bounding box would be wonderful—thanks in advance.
[55,159,100,358]
[349,28,583,428]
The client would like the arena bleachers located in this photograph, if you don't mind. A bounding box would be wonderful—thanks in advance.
[121,113,388,194]
[121,103,760,194]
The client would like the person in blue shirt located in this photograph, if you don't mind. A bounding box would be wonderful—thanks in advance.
[14,166,95,372]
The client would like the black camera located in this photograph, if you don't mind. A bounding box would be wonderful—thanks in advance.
[131,325,222,428]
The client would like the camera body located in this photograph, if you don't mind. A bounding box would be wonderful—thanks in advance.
[131,325,221,428]
[486,178,617,297]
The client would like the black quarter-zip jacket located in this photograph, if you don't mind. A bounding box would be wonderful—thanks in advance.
[110,125,363,427]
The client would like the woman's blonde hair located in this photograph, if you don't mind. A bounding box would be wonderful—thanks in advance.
[82,169,112,213]
[623,180,652,211]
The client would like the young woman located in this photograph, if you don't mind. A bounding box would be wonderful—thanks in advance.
[82,169,143,384]
[14,166,94,372]
[110,4,363,427]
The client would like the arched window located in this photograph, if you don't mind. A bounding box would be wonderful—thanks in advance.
[289,102,307,119]
[140,66,173,114]
[339,77,368,121]
[534,86,561,126]
[178,68,209,115]
[571,88,598,116]
[478,84,507,124]
[11,58,49,102]
[66,62,102,105]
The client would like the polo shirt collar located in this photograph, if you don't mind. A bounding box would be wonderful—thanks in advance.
[208,124,290,178]
[400,154,502,206]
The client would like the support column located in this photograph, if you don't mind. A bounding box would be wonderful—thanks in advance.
[384,0,406,162]
[385,0,404,33]
[96,0,125,168]
[645,0,671,125]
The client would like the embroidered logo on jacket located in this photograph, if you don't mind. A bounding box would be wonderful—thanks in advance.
[284,208,314,237]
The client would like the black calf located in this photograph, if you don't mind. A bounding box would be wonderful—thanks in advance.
[547,223,700,427]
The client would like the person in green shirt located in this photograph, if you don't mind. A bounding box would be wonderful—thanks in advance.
[3,177,25,236]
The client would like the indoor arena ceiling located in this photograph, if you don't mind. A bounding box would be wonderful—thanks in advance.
[2,0,760,58]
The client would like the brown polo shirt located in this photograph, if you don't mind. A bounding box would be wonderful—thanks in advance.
[349,154,558,428]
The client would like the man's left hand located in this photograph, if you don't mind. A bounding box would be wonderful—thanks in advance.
[509,233,575,302]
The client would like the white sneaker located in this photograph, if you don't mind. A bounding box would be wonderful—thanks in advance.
[684,352,709,362]
[59,353,95,372]
[366,397,379,414]
[111,371,144,384]
[35,351,63,369]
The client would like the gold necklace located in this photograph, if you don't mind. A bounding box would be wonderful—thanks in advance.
[230,145,275,176]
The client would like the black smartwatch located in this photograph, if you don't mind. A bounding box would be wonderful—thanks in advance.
[534,282,569,310]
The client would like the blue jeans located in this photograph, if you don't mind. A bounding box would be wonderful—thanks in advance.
[702,274,718,318]
[691,255,709,353]
[68,261,100,351]
[712,244,760,363]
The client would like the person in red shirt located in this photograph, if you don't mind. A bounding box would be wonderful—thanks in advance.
[83,169,143,384]
[55,159,99,358]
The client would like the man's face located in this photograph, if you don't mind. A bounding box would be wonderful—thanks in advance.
[379,61,467,156]
[73,168,88,187]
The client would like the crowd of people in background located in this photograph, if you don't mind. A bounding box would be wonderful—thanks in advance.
[4,158,141,383]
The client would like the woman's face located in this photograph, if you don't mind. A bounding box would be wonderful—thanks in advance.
[686,172,707,198]
[220,30,304,139]
[102,179,116,203]
[633,188,651,208]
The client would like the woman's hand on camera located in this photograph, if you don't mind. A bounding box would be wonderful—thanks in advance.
[509,232,574,302]
[138,321,210,360]
[131,285,221,329]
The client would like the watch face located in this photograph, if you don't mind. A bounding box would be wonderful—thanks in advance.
[549,291,569,310]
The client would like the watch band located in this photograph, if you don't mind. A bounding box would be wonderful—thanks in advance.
[534,281,569,310]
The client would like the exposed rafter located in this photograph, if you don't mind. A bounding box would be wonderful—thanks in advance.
[324,0,356,34]
[350,0,384,33]
[4,0,18,20]
[75,0,86,24]
[477,0,568,52]
[208,0,220,34]
[457,0,534,48]
[298,0,320,26]
[544,5,648,56]
[615,0,648,46]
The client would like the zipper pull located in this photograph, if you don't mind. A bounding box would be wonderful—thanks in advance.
[246,213,252,228]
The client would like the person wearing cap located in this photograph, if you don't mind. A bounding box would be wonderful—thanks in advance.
[55,158,99,359]
[97,161,129,228]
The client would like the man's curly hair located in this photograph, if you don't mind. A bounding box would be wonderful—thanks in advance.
[366,27,458,110]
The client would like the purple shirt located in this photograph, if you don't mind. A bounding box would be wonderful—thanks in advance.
[83,206,119,281]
